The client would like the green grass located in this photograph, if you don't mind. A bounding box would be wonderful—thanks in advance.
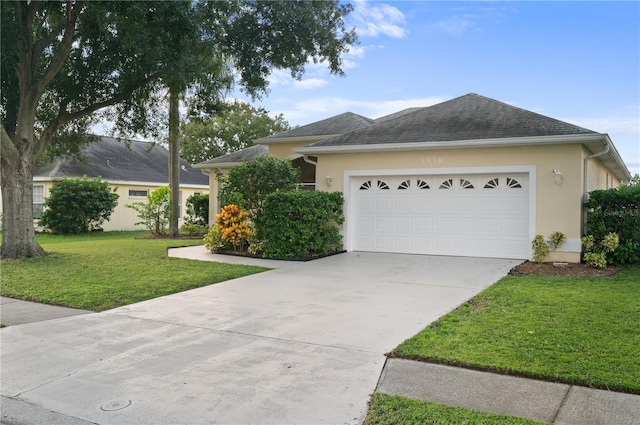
[392,268,640,394]
[364,393,544,425]
[0,231,268,312]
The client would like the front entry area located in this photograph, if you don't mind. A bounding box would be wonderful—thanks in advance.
[351,173,531,259]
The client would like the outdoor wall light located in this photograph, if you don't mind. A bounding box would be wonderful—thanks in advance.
[325,176,332,186]
[553,169,563,185]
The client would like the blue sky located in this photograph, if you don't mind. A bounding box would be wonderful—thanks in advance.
[236,1,640,177]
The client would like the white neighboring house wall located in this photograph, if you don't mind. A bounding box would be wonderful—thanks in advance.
[25,179,208,232]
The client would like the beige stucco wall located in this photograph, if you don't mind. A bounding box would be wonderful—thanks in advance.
[264,141,310,160]
[198,141,626,263]
[31,180,207,232]
[316,144,586,262]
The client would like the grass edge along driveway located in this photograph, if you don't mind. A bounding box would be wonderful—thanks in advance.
[0,231,268,312]
[391,267,640,395]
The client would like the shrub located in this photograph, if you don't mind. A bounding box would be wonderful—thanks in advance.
[126,186,171,236]
[585,184,640,264]
[39,177,118,234]
[203,225,223,253]
[582,233,619,269]
[217,156,299,221]
[185,193,209,226]
[531,231,566,263]
[179,222,209,236]
[255,191,344,258]
[216,204,251,251]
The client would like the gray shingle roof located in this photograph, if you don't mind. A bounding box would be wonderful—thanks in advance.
[308,93,597,148]
[35,136,208,186]
[195,144,268,166]
[262,112,374,139]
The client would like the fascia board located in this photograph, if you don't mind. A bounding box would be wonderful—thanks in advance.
[256,135,337,145]
[32,176,208,189]
[193,162,241,169]
[294,134,606,155]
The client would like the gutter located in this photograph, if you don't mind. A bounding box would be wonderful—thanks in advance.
[582,139,610,234]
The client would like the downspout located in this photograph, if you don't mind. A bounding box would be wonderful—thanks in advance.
[582,140,610,234]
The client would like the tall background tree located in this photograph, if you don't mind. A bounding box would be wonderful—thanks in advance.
[1,0,356,258]
[181,102,291,164]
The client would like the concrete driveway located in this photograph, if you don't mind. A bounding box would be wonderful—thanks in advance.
[1,252,519,424]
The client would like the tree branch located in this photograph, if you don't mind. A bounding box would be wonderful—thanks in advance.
[37,72,162,155]
[35,1,83,96]
[0,123,19,167]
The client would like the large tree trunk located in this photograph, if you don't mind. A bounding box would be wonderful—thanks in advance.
[1,141,47,259]
[168,88,181,238]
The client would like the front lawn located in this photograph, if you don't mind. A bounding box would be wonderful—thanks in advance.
[392,268,640,394]
[0,231,268,311]
[365,393,544,425]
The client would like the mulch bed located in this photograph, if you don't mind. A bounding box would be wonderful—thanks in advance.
[509,261,621,277]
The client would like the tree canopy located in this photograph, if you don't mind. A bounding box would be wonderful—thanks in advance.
[1,0,357,258]
[181,102,291,164]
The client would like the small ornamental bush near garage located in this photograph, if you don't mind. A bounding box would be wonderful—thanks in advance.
[531,231,566,263]
[582,232,619,269]
[255,191,344,259]
[216,204,251,252]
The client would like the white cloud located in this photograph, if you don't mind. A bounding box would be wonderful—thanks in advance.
[350,1,408,39]
[564,111,640,176]
[432,6,515,37]
[292,78,328,89]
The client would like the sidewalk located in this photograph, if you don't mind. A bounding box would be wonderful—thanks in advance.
[0,296,91,327]
[377,358,640,425]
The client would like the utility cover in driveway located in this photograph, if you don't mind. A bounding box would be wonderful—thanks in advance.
[352,173,530,259]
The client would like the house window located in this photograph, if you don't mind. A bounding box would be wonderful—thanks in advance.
[129,189,148,197]
[33,185,45,219]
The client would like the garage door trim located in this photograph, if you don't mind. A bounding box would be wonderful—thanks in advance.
[343,166,536,259]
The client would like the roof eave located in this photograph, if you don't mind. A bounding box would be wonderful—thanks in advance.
[294,133,631,181]
[256,135,338,145]
[193,161,242,170]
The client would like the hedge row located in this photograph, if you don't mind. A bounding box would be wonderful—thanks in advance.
[255,191,344,259]
[585,185,640,264]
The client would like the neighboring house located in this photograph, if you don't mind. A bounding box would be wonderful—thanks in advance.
[195,93,631,262]
[30,136,209,231]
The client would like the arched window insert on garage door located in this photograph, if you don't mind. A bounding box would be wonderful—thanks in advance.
[359,180,372,190]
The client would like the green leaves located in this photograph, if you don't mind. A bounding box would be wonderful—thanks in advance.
[181,102,291,164]
[256,191,344,258]
[39,177,119,234]
[218,156,299,220]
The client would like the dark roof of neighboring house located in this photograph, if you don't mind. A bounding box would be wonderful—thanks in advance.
[35,136,208,185]
[261,112,374,140]
[195,144,268,166]
[307,93,597,148]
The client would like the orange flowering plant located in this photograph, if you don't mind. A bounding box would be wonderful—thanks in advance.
[215,204,252,251]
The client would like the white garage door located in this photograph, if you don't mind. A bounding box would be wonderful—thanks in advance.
[352,173,530,259]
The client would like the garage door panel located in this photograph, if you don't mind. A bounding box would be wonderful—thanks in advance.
[394,217,413,231]
[352,174,530,259]
[375,217,393,231]
[436,217,455,232]
[415,217,433,232]
[375,198,394,212]
[415,198,433,212]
